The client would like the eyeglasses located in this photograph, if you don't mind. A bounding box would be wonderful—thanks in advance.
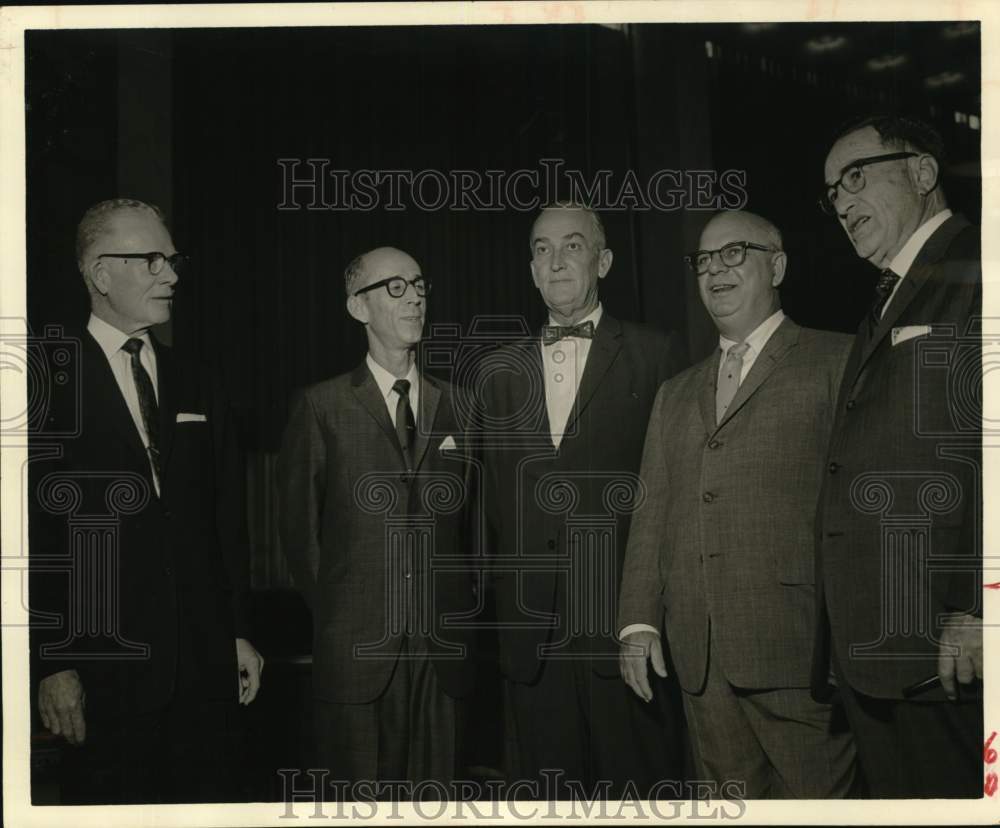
[684,242,780,276]
[354,276,431,298]
[818,152,918,215]
[96,251,190,276]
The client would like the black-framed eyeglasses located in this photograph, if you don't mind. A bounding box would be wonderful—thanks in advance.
[96,251,190,276]
[354,276,431,298]
[818,152,918,215]
[684,242,779,276]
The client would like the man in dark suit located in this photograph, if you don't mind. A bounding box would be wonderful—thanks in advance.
[478,204,684,799]
[30,198,263,804]
[277,246,476,796]
[618,210,857,798]
[815,115,982,797]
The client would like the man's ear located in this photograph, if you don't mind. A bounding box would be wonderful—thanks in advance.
[598,248,614,279]
[87,260,110,296]
[530,261,542,289]
[914,153,940,196]
[347,293,368,324]
[770,251,787,288]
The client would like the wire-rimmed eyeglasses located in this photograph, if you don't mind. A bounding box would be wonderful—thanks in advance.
[818,152,918,215]
[684,242,780,276]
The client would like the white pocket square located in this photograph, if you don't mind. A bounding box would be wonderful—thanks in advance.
[891,325,933,346]
[176,412,208,423]
[439,435,457,451]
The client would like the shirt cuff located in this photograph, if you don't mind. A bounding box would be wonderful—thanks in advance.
[619,623,660,639]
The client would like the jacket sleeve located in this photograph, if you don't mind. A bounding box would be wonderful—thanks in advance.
[275,387,326,613]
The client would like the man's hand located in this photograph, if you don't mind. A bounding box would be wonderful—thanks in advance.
[938,613,982,701]
[619,631,667,702]
[38,669,86,746]
[236,638,264,705]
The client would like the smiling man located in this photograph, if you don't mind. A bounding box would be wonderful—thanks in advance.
[30,198,262,804]
[618,210,857,798]
[478,204,685,799]
[814,115,982,797]
[277,246,477,796]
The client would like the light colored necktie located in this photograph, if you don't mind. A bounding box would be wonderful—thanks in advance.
[716,342,751,424]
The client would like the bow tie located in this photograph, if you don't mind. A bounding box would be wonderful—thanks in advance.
[541,320,595,345]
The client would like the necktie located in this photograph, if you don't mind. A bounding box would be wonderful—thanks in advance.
[716,342,751,424]
[392,378,416,471]
[541,320,595,345]
[868,268,900,336]
[121,338,161,484]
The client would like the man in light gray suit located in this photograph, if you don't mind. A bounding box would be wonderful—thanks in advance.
[617,210,858,798]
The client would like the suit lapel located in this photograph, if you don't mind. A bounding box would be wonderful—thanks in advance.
[412,375,441,471]
[563,313,622,434]
[854,214,971,379]
[350,362,406,468]
[718,318,800,428]
[151,337,177,477]
[82,332,150,466]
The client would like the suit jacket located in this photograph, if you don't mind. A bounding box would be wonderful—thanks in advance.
[29,329,247,719]
[479,313,684,682]
[815,214,982,701]
[617,319,852,694]
[276,362,477,704]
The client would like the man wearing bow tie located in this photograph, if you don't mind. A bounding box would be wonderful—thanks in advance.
[814,115,982,797]
[477,204,685,798]
[30,199,262,803]
[618,210,857,798]
[277,247,476,794]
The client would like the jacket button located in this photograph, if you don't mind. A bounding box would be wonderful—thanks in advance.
[707,439,721,450]
[846,400,856,410]
[702,492,714,503]
[547,539,556,550]
[828,462,840,474]
[163,567,172,576]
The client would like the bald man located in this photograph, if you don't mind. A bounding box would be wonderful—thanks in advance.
[618,211,858,797]
[277,247,477,794]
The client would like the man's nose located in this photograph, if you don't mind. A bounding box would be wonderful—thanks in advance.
[706,250,728,275]
[160,263,180,286]
[551,248,566,270]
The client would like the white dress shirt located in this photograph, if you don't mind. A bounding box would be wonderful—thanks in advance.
[716,308,785,387]
[540,303,603,448]
[619,308,786,641]
[366,353,419,427]
[87,313,161,494]
[882,208,952,316]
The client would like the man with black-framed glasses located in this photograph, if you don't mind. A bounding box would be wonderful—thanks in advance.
[814,115,982,797]
[277,246,477,796]
[30,198,262,803]
[619,209,856,797]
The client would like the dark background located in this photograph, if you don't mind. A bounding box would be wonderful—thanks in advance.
[25,20,982,800]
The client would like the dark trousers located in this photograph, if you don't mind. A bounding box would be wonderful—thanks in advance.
[60,692,240,804]
[506,639,683,800]
[832,649,982,797]
[313,636,461,800]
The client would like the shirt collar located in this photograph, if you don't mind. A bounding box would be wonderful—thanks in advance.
[888,209,952,277]
[87,313,153,361]
[366,352,419,401]
[546,302,603,332]
[719,309,785,356]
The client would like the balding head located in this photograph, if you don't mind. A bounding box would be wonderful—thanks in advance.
[696,210,786,342]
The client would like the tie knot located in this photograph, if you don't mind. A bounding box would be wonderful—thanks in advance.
[392,378,411,397]
[122,337,144,356]
[542,320,595,345]
[727,342,751,361]
[876,268,900,297]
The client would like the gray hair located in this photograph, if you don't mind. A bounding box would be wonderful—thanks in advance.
[75,198,167,274]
